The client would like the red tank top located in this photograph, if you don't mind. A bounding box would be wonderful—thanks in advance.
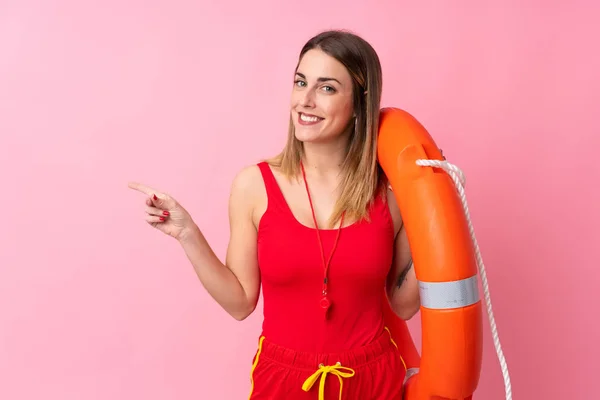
[256,161,395,353]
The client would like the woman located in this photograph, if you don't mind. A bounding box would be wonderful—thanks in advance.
[129,30,419,399]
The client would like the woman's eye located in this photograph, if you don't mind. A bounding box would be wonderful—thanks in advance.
[322,86,335,93]
[295,80,306,87]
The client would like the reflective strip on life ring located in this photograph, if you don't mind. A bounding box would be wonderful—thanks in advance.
[418,275,480,310]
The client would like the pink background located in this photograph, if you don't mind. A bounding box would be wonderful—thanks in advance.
[1,1,598,399]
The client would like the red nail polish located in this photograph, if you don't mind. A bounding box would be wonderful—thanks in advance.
[153,194,158,200]
[163,211,169,216]
[159,217,165,221]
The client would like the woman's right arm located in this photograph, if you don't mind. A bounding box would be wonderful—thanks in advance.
[177,166,261,321]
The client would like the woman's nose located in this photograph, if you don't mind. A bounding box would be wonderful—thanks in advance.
[299,88,316,107]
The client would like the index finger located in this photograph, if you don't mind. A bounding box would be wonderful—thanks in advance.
[128,182,160,196]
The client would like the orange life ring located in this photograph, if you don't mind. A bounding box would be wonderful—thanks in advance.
[377,107,511,399]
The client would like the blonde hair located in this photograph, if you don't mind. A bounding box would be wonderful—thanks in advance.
[267,30,386,227]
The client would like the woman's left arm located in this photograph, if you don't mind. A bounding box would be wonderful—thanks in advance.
[386,189,420,320]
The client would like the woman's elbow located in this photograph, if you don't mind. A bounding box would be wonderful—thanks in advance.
[230,309,253,321]
[231,311,251,321]
[229,301,257,321]
[399,303,420,320]
[392,298,421,320]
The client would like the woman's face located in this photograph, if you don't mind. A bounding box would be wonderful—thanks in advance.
[290,49,354,144]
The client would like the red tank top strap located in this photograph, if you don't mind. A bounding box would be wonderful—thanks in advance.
[257,161,289,212]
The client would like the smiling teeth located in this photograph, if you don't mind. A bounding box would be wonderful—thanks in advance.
[300,114,319,122]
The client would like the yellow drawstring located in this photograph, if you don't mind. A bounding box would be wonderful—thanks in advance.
[302,361,355,400]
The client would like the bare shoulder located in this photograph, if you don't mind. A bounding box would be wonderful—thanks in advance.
[385,187,404,237]
[229,164,267,228]
[230,164,263,192]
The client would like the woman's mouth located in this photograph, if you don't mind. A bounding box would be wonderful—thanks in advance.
[298,112,324,126]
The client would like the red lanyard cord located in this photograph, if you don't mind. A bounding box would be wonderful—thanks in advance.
[300,161,345,315]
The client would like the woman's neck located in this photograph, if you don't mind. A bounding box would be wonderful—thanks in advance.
[301,140,348,179]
